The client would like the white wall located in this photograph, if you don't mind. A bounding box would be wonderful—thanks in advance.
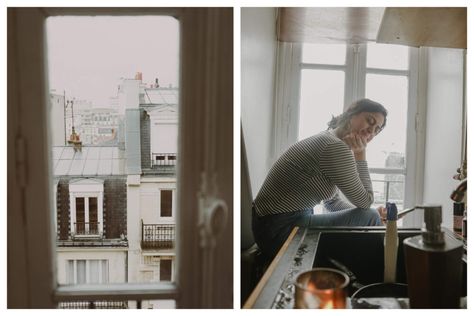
[126,175,141,283]
[241,7,278,198]
[423,47,464,229]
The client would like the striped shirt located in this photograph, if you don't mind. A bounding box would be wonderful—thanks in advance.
[253,130,374,217]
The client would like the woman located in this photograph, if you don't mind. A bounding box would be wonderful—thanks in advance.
[252,98,387,260]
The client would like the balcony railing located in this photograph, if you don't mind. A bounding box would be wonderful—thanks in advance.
[371,177,405,210]
[73,222,101,237]
[151,153,177,174]
[58,301,128,309]
[141,220,175,250]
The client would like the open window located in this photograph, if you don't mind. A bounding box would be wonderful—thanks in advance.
[8,7,233,309]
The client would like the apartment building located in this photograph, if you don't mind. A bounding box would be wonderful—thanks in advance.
[52,76,178,309]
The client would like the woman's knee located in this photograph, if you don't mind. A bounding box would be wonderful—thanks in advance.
[364,208,382,226]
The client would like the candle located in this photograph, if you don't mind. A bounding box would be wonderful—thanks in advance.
[294,268,349,309]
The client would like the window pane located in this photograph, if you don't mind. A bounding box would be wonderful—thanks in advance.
[66,260,74,284]
[89,260,100,283]
[365,74,408,169]
[160,190,172,217]
[302,43,346,65]
[367,43,409,70]
[160,259,172,281]
[101,260,109,283]
[298,69,345,140]
[76,197,85,234]
[371,173,405,210]
[77,260,86,284]
[89,197,98,234]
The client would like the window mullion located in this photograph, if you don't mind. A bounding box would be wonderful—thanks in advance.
[356,44,367,102]
[344,43,367,108]
[403,46,424,227]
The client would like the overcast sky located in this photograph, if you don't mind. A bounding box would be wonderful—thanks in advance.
[46,16,179,106]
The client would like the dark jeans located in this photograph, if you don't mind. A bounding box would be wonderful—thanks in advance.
[252,206,382,260]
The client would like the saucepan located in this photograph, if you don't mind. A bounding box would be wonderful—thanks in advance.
[351,282,408,299]
[328,257,408,299]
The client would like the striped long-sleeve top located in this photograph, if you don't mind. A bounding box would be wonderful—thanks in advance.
[253,130,374,217]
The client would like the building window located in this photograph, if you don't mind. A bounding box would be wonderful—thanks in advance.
[160,190,173,217]
[66,259,109,284]
[160,259,172,281]
[73,196,100,235]
[69,179,104,237]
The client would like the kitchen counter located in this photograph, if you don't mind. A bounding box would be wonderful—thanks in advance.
[244,226,467,309]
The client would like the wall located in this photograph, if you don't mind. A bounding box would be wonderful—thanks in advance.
[241,7,278,198]
[423,47,464,229]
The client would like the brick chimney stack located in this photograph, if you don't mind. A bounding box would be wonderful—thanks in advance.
[134,72,143,81]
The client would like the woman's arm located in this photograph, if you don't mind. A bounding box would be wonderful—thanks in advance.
[320,141,374,209]
[323,191,355,212]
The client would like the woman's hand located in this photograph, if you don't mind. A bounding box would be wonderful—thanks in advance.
[343,133,367,160]
[377,205,387,225]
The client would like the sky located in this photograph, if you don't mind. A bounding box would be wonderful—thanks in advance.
[46,16,179,107]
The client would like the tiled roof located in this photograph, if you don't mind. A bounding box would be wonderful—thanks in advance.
[52,146,126,176]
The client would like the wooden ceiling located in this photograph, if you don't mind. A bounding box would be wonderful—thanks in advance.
[278,7,385,44]
[278,7,466,49]
[377,8,466,49]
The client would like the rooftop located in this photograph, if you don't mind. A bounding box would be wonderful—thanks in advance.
[142,87,178,106]
[52,146,126,176]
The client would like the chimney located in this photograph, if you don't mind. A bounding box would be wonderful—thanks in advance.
[135,72,143,81]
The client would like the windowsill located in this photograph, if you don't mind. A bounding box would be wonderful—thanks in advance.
[72,234,102,239]
[55,282,178,302]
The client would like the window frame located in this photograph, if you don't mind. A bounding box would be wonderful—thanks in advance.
[159,189,174,219]
[8,7,234,308]
[274,42,424,225]
[69,179,104,237]
[159,258,173,282]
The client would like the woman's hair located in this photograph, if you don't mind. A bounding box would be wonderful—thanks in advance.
[327,98,388,131]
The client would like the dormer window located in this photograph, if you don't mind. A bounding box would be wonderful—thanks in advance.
[69,178,104,238]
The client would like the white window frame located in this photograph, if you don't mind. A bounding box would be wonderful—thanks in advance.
[274,42,424,226]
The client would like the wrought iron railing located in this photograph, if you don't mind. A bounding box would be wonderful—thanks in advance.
[74,222,100,236]
[151,153,177,167]
[58,301,128,309]
[371,178,405,209]
[141,220,175,249]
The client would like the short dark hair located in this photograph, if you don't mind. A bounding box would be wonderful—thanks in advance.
[327,98,388,131]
